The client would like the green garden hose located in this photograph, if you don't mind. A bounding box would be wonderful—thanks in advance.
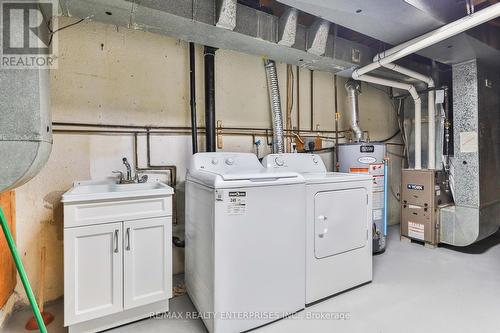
[0,207,47,333]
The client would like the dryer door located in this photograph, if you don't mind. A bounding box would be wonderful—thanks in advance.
[314,188,368,258]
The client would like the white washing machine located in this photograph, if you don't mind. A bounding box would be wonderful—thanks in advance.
[262,153,373,305]
[185,153,306,333]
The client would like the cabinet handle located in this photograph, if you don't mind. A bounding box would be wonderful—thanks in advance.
[126,228,131,251]
[114,230,119,253]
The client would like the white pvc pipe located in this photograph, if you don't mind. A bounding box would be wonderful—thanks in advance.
[352,73,422,169]
[357,2,500,77]
[379,63,436,169]
[354,5,500,170]
[428,90,435,169]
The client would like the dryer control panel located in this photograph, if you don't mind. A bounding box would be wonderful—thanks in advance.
[262,153,327,173]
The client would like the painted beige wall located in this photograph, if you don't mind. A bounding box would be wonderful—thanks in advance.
[6,17,401,310]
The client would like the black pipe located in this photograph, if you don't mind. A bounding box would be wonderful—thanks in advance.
[189,42,198,154]
[334,75,339,171]
[204,46,217,152]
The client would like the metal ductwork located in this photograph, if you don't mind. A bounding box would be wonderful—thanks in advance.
[345,80,363,142]
[0,67,52,192]
[264,59,285,154]
[439,59,500,246]
[59,0,372,75]
[0,5,53,192]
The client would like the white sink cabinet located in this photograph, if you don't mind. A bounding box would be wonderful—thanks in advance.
[62,181,173,333]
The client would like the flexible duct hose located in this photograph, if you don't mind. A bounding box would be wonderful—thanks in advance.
[264,59,285,153]
[345,80,363,142]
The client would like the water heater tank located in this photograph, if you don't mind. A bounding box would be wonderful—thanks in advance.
[338,142,387,253]
[0,68,52,192]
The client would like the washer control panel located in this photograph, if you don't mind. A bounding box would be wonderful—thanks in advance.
[191,153,264,173]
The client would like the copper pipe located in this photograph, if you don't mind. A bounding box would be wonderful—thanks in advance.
[334,75,340,171]
[52,122,347,134]
[296,67,300,133]
[310,69,314,131]
[53,128,345,140]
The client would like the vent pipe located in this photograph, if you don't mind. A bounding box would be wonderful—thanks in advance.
[377,62,436,169]
[264,59,285,154]
[204,46,217,152]
[189,42,198,154]
[351,72,422,169]
[345,80,363,142]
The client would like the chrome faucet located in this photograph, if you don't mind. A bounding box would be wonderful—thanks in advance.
[122,157,133,182]
[113,157,148,184]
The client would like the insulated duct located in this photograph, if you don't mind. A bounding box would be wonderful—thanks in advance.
[345,80,363,142]
[59,0,372,75]
[439,59,500,246]
[264,59,285,154]
[0,68,52,192]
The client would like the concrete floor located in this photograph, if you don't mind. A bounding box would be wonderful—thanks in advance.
[2,225,500,333]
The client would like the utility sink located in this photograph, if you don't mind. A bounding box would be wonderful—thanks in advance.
[62,178,173,331]
[61,180,173,203]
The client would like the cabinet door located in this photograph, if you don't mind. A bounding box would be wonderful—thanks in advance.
[64,223,123,326]
[123,217,171,310]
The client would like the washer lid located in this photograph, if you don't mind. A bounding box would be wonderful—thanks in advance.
[220,170,299,181]
[187,152,304,188]
[302,172,372,184]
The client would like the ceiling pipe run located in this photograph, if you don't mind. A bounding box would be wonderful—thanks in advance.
[353,3,500,170]
[351,72,422,169]
[360,2,500,76]
[378,62,435,169]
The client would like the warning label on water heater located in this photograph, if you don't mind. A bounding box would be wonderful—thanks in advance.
[227,191,247,215]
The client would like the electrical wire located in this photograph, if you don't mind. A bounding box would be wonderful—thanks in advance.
[380,129,401,142]
[47,17,88,45]
[300,147,335,153]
